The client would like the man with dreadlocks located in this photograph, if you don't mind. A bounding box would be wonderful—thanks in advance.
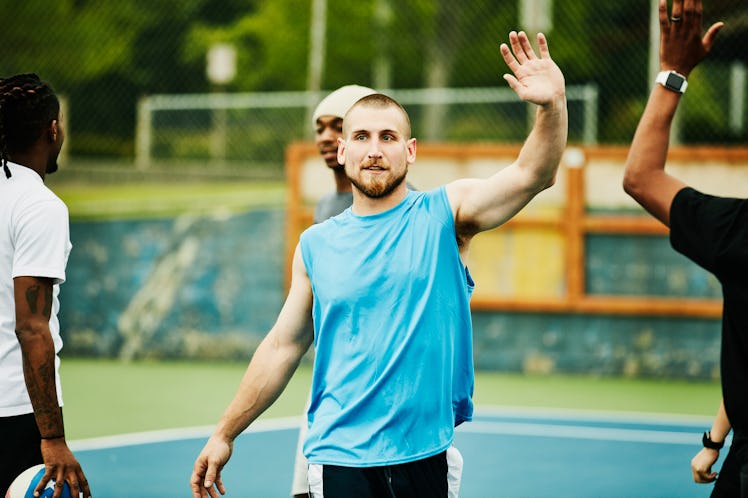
[0,74,91,498]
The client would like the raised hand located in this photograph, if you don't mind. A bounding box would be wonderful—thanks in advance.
[659,0,724,76]
[500,31,565,106]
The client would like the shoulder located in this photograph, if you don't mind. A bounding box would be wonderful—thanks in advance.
[2,169,66,219]
[315,191,353,222]
[413,186,450,212]
[302,214,338,241]
[19,186,67,218]
[671,187,747,224]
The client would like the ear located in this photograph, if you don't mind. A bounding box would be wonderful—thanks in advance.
[406,137,417,164]
[337,137,346,166]
[48,120,58,143]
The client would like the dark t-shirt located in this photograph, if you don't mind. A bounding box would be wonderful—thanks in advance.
[314,191,353,223]
[670,187,748,434]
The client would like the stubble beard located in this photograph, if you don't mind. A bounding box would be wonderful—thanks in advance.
[349,167,407,199]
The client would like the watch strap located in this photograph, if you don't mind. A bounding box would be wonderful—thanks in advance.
[702,431,724,450]
[656,70,688,94]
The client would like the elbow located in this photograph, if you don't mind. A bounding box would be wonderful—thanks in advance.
[15,317,50,344]
[622,167,642,201]
[543,171,558,190]
[533,169,557,194]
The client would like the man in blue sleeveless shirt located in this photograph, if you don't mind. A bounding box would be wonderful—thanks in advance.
[191,30,567,498]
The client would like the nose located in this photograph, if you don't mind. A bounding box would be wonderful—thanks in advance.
[367,139,383,158]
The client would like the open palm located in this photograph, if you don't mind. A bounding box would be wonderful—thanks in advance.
[501,31,565,106]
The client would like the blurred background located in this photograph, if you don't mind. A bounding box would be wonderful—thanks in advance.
[3,0,746,380]
[3,0,746,173]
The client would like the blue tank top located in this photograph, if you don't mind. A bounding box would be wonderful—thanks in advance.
[299,187,474,466]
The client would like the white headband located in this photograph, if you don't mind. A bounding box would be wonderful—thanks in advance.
[312,85,377,124]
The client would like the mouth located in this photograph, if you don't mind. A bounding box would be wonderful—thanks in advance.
[363,165,386,173]
[362,159,386,170]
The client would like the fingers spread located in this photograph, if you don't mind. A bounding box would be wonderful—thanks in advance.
[508,31,529,63]
[537,33,550,59]
[500,43,520,73]
[518,31,537,60]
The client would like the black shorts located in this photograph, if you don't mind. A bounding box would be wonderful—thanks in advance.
[0,412,43,493]
[307,447,463,498]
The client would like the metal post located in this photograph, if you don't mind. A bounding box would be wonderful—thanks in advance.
[305,0,327,137]
[135,97,152,170]
[730,61,746,135]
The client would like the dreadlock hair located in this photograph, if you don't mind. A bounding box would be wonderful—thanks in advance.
[0,73,60,179]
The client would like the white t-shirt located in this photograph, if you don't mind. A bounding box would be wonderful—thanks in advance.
[0,162,71,416]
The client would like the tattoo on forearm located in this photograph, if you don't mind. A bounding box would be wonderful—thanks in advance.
[24,283,53,317]
[25,284,40,314]
[21,348,64,436]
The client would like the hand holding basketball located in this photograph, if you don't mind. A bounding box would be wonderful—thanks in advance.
[5,465,71,498]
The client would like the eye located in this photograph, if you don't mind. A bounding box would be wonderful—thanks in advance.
[382,134,394,141]
[355,134,367,141]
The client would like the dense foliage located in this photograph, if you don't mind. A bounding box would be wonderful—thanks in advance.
[0,0,745,157]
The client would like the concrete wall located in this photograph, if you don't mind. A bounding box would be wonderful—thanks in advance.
[60,209,286,361]
[59,205,722,379]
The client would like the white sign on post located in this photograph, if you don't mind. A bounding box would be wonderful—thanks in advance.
[207,43,237,86]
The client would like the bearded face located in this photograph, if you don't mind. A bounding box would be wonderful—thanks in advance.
[339,104,416,201]
[348,155,407,199]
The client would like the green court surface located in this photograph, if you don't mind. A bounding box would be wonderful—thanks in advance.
[52,181,286,220]
[59,358,721,440]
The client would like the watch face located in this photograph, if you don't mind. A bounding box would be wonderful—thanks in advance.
[665,73,684,91]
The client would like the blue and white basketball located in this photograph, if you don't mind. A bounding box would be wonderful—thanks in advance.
[5,464,72,498]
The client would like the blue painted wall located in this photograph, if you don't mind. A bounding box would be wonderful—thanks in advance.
[60,209,286,360]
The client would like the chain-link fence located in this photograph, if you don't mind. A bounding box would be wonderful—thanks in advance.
[134,85,599,174]
[2,0,745,179]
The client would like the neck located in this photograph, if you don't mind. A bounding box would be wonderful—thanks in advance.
[350,182,408,216]
[7,152,46,181]
[333,168,352,193]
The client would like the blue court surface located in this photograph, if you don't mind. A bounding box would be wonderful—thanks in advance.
[71,407,724,497]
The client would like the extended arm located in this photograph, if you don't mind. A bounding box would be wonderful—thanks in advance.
[622,0,723,226]
[191,244,315,498]
[447,31,567,246]
[14,276,90,498]
[691,398,730,483]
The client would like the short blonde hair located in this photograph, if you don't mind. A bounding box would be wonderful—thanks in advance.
[343,93,411,139]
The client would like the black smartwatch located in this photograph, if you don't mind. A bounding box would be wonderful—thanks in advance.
[702,431,724,450]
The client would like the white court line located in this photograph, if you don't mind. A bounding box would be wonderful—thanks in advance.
[456,420,726,446]
[69,416,303,451]
[69,409,724,452]
[474,404,715,426]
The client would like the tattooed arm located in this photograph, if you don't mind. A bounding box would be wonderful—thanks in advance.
[14,276,63,438]
[14,275,90,498]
